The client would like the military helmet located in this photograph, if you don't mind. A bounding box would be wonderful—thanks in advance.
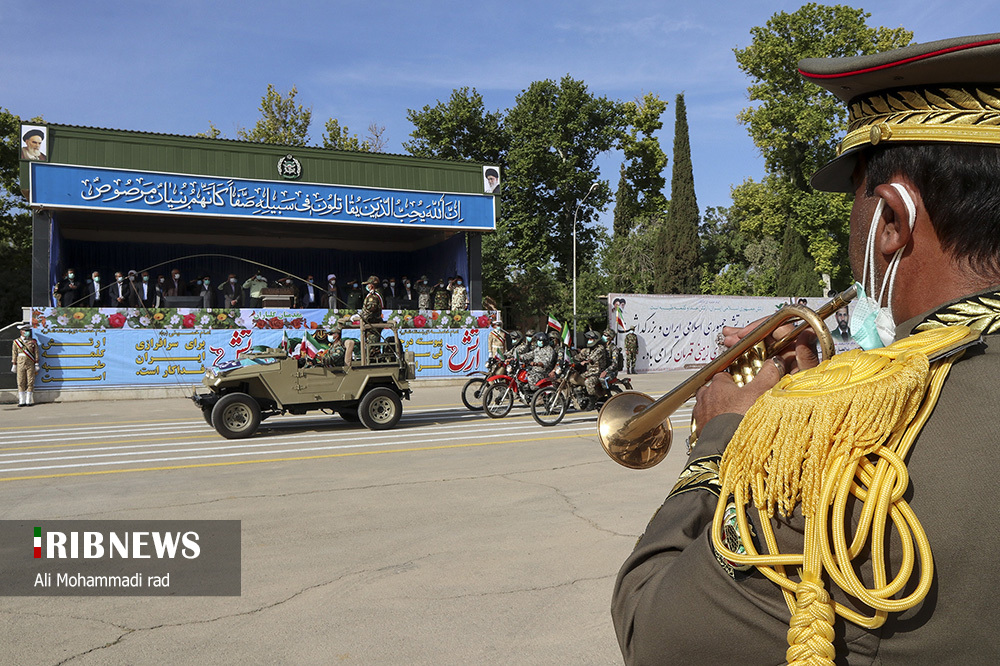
[509,330,524,344]
[603,328,615,341]
[585,331,600,346]
[531,332,548,346]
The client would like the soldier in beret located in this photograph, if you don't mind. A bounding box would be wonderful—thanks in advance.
[613,33,1000,665]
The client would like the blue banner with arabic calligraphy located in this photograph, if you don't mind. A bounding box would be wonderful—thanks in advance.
[30,163,496,231]
[32,327,488,388]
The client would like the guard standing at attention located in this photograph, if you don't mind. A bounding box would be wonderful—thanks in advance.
[11,323,39,407]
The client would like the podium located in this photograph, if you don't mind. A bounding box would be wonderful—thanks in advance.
[260,287,296,308]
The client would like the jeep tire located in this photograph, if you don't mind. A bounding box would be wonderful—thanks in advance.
[211,392,262,439]
[358,387,402,431]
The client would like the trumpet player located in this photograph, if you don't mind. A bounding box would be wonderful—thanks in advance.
[613,33,1000,665]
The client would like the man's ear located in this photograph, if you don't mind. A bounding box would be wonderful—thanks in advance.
[872,181,920,255]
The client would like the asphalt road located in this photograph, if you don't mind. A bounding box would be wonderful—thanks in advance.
[0,372,694,665]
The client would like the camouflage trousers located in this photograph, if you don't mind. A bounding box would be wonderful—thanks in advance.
[583,374,602,397]
[625,350,636,373]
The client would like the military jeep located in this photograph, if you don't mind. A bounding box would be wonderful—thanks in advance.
[192,323,415,439]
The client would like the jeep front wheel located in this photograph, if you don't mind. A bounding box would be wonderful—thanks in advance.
[211,393,262,439]
[358,387,402,431]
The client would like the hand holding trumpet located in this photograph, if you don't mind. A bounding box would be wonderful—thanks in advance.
[693,318,821,432]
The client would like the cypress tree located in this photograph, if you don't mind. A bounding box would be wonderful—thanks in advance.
[775,220,821,296]
[656,93,700,294]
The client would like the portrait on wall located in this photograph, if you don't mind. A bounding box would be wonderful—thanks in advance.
[483,166,500,194]
[20,125,48,161]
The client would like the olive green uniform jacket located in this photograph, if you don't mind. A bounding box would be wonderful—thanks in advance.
[612,288,1000,665]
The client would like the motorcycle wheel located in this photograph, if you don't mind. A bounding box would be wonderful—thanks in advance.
[531,387,567,427]
[483,382,515,419]
[461,377,487,411]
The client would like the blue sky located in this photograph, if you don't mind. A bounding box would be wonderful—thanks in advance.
[2,1,995,224]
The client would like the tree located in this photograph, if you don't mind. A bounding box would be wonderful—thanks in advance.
[236,84,312,146]
[615,93,668,239]
[605,213,663,294]
[656,93,700,294]
[732,4,912,291]
[404,87,507,163]
[501,76,624,281]
[1,108,37,324]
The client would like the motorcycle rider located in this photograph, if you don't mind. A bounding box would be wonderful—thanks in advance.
[600,328,623,389]
[505,330,528,361]
[518,332,557,391]
[574,330,608,402]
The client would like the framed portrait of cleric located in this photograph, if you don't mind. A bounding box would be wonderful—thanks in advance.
[483,166,500,194]
[20,125,48,162]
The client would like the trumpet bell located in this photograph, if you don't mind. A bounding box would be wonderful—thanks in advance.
[598,391,672,469]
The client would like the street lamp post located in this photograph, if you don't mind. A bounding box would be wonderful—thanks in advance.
[572,182,598,347]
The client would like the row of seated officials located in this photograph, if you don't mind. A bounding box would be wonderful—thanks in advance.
[53,269,466,311]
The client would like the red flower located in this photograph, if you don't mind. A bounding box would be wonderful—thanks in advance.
[310,321,319,329]
[290,318,303,329]
[253,319,267,329]
[431,311,440,320]
[413,314,427,328]
[108,313,126,329]
[182,313,196,328]
[476,315,491,328]
[268,316,284,329]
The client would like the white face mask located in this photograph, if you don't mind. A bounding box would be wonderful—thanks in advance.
[850,183,916,350]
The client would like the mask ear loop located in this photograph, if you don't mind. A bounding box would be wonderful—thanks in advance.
[863,198,885,298]
[875,183,917,315]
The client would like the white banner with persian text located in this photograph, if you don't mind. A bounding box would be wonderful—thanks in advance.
[608,293,858,372]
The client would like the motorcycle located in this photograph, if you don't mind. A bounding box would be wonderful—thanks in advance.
[481,359,554,419]
[460,354,504,411]
[530,359,632,426]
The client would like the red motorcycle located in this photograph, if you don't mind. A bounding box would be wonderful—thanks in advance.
[481,359,554,418]
[461,354,504,411]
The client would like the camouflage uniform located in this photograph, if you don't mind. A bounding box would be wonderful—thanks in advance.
[574,339,608,397]
[416,277,433,309]
[360,277,384,348]
[624,330,638,374]
[324,335,346,367]
[518,340,556,388]
[432,282,450,310]
[450,282,468,311]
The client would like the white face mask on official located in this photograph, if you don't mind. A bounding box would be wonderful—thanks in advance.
[850,183,916,350]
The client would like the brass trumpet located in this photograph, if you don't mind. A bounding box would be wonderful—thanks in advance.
[597,286,857,469]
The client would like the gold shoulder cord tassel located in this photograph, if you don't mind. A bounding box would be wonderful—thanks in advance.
[710,325,974,665]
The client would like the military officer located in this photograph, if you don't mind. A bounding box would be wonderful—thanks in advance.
[359,275,384,352]
[623,327,638,374]
[517,332,557,390]
[600,328,622,386]
[613,33,1000,665]
[346,280,363,311]
[11,323,39,407]
[450,276,469,311]
[432,278,450,310]
[416,276,433,310]
[504,331,527,361]
[323,326,347,368]
[573,331,607,401]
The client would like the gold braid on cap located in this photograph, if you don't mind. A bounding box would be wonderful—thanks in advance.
[710,325,974,665]
[838,86,1000,156]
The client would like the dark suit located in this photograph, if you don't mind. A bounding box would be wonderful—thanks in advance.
[85,279,104,307]
[57,278,83,307]
[164,278,186,298]
[219,282,243,308]
[130,281,156,309]
[109,280,129,308]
